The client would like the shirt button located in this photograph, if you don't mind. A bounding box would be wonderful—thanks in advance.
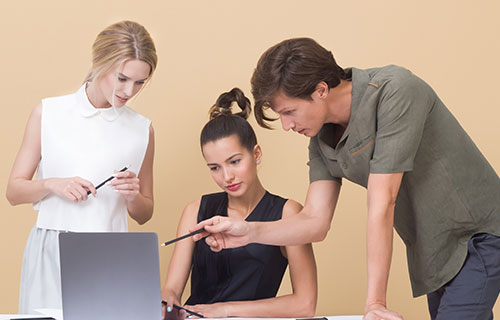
[342,163,348,169]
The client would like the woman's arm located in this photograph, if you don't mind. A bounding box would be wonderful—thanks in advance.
[364,173,403,320]
[162,199,200,317]
[111,124,155,225]
[6,103,96,205]
[186,200,318,318]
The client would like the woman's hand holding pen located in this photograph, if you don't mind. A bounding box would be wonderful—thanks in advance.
[162,292,180,315]
[45,177,96,202]
[162,295,186,320]
[108,170,140,202]
[190,216,251,252]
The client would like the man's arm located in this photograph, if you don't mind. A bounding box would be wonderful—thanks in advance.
[364,172,404,320]
[192,179,341,250]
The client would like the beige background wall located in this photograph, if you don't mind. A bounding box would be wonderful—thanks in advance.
[1,1,499,319]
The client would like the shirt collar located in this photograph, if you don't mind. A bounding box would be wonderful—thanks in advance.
[349,67,370,119]
[76,83,123,122]
[334,67,370,143]
[316,67,370,151]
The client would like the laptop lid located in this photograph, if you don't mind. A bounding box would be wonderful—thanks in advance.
[59,232,162,320]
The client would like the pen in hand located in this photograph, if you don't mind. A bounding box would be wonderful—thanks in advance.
[162,300,204,318]
[87,165,130,195]
[161,229,206,247]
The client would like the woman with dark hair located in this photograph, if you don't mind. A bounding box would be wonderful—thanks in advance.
[194,38,500,320]
[162,88,317,319]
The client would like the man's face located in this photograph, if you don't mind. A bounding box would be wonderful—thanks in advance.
[270,90,327,137]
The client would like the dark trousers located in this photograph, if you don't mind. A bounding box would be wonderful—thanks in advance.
[427,233,500,320]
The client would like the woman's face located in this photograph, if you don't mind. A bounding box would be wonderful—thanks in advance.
[202,135,261,197]
[97,59,151,108]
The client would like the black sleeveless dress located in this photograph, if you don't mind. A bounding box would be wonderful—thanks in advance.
[185,191,288,304]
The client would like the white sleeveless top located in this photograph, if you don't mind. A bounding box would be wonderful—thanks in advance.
[35,84,151,232]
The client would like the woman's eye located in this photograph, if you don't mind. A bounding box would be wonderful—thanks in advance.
[209,166,219,171]
[136,81,145,85]
[231,159,241,165]
[118,77,127,82]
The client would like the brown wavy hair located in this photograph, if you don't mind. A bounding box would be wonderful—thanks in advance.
[251,37,348,129]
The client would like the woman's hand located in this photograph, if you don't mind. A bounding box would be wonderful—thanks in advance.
[45,177,96,202]
[108,170,140,202]
[364,303,403,320]
[162,296,186,320]
[184,302,227,318]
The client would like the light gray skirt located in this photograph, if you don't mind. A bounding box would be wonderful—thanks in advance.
[19,226,63,314]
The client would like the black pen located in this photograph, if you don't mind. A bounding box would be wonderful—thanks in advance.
[87,165,130,195]
[162,300,204,318]
[161,229,205,247]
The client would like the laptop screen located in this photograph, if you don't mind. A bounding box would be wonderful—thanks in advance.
[59,232,162,320]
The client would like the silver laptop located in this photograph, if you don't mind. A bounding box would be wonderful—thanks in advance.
[59,232,162,320]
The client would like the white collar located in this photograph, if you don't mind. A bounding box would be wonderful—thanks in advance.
[76,84,124,122]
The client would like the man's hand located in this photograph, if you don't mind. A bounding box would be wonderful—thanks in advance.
[191,215,251,252]
[364,303,403,320]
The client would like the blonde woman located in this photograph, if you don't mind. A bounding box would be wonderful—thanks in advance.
[6,21,158,313]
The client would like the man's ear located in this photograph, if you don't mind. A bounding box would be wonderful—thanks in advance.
[313,81,329,99]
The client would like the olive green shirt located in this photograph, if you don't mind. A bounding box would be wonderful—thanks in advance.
[308,65,500,297]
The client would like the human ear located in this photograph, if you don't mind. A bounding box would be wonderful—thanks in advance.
[253,144,262,164]
[314,81,329,99]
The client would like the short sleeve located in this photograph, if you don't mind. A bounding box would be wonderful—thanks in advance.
[369,72,434,173]
[307,137,342,184]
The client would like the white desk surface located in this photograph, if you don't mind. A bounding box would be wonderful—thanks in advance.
[1,315,363,320]
[203,318,364,320]
[0,316,54,319]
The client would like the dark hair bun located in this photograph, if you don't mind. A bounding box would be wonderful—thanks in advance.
[209,88,251,120]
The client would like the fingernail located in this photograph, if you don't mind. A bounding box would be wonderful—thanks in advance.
[167,306,172,312]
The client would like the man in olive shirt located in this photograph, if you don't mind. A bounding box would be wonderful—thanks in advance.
[193,38,500,320]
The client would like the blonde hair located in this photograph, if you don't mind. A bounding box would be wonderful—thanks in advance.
[84,21,158,83]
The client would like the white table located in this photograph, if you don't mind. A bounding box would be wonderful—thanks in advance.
[1,315,363,320]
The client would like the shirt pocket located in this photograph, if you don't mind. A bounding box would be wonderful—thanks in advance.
[349,135,375,157]
[345,135,375,186]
